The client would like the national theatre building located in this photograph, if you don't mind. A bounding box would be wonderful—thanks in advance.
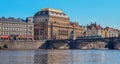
[34,8,84,40]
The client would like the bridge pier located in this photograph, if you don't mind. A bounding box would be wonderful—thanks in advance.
[69,40,76,49]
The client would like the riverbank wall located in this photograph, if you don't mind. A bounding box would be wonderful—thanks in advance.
[0,39,120,50]
[0,40,46,49]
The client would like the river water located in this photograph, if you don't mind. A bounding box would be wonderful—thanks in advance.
[0,50,120,64]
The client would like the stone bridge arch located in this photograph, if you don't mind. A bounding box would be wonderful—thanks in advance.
[75,40,108,49]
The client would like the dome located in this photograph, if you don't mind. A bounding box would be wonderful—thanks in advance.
[34,10,49,17]
[34,8,69,18]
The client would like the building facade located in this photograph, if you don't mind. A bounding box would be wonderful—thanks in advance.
[83,22,120,38]
[83,22,103,37]
[0,17,34,40]
[34,8,84,40]
[104,27,120,38]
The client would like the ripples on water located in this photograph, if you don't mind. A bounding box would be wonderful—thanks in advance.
[0,50,120,64]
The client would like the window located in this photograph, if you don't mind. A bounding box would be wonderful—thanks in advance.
[34,29,39,35]
[40,29,44,35]
[43,12,45,14]
[3,32,4,35]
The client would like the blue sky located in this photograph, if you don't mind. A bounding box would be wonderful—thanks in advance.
[0,0,120,29]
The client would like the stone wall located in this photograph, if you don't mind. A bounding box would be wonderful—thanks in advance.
[46,40,69,49]
[0,39,120,50]
[0,40,46,49]
[75,40,107,49]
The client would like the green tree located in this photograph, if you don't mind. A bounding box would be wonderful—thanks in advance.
[0,46,2,49]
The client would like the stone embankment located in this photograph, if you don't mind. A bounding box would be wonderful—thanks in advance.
[0,40,46,49]
[0,39,120,50]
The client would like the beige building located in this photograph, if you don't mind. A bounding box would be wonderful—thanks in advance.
[84,22,103,37]
[104,27,120,38]
[34,8,84,40]
[83,22,120,38]
[0,17,34,40]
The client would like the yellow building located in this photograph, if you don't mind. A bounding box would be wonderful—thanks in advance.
[34,8,83,40]
[104,28,108,38]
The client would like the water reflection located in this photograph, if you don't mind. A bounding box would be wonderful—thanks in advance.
[0,50,120,64]
[0,50,35,64]
[34,50,71,64]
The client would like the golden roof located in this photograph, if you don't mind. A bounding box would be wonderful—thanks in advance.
[41,8,63,13]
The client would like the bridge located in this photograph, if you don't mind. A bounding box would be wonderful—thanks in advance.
[44,37,120,50]
[0,37,120,50]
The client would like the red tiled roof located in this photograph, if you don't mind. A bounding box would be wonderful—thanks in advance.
[96,25,101,30]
